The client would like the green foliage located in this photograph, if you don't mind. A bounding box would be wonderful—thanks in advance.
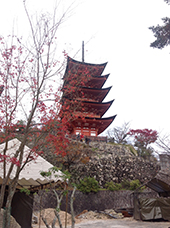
[105,179,143,191]
[77,177,100,193]
[55,207,60,212]
[126,144,138,156]
[40,166,71,183]
[105,182,122,191]
[20,188,30,195]
[129,179,141,190]
[91,147,98,152]
[40,171,51,177]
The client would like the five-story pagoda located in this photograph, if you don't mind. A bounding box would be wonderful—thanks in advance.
[61,55,116,137]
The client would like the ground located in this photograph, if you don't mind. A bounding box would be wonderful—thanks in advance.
[32,218,170,228]
[32,209,170,228]
[72,218,170,228]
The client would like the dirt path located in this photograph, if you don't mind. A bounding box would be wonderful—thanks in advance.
[72,218,170,228]
[33,218,170,228]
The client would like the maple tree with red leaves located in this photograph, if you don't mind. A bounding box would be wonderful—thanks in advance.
[0,2,76,227]
[128,129,158,159]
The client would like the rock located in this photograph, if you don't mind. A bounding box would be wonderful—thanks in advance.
[32,213,38,224]
[75,210,88,219]
[77,211,106,219]
[0,209,21,228]
[76,209,124,220]
[34,208,73,226]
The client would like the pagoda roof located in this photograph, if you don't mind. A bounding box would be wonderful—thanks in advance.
[71,115,117,135]
[80,100,114,117]
[80,86,112,102]
[63,56,107,80]
[86,74,110,89]
[64,86,112,103]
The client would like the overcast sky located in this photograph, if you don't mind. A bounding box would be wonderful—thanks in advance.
[1,0,170,136]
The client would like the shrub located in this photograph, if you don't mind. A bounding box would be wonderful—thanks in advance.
[77,177,100,193]
[129,179,141,190]
[105,181,122,191]
[105,179,143,191]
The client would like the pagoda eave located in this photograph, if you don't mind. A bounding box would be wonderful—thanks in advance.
[63,86,112,103]
[81,86,112,102]
[71,115,117,135]
[82,100,114,117]
[86,74,110,89]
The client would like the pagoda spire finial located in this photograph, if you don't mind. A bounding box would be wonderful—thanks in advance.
[82,41,84,62]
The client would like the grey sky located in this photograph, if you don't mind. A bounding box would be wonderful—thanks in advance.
[0,0,170,135]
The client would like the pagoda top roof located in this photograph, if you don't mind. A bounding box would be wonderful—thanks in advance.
[63,56,107,80]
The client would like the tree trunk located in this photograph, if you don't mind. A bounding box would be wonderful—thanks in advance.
[53,190,63,228]
[54,210,63,228]
[0,181,7,209]
[3,180,18,228]
[70,187,76,228]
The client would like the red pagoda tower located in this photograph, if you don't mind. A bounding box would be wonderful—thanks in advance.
[61,56,116,137]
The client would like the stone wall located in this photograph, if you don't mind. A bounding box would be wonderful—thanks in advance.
[69,142,160,187]
[39,140,160,188]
